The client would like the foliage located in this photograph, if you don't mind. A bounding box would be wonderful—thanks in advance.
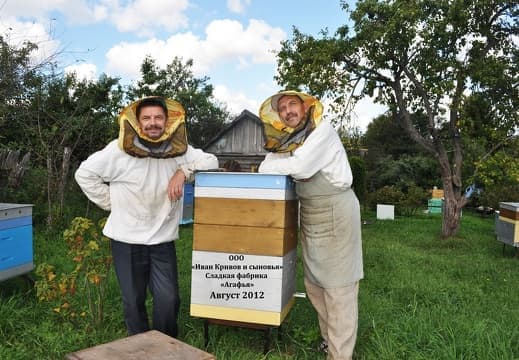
[465,135,519,208]
[460,93,519,193]
[362,113,441,191]
[275,0,519,238]
[398,183,431,216]
[35,217,112,329]
[0,34,123,226]
[348,155,367,205]
[370,154,440,192]
[477,183,519,210]
[362,113,427,162]
[127,56,232,148]
[475,149,519,189]
[0,36,38,145]
[367,185,404,210]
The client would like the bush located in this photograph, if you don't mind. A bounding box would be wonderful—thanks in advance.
[350,155,367,205]
[367,185,404,210]
[398,183,430,216]
[35,217,112,330]
[367,183,429,216]
[477,183,519,210]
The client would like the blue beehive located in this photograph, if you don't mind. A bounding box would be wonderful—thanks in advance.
[0,203,34,281]
[428,198,443,214]
[180,183,194,225]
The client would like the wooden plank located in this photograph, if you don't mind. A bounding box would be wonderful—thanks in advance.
[194,198,298,228]
[195,186,296,200]
[193,224,297,256]
[65,330,215,360]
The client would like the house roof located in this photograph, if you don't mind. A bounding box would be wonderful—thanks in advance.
[203,109,264,151]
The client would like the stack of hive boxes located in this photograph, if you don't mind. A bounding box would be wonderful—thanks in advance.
[496,202,519,246]
[0,203,34,281]
[190,172,298,326]
[428,188,444,214]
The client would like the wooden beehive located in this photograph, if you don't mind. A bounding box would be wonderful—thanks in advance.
[496,202,519,245]
[0,203,34,282]
[190,172,298,326]
[428,198,443,214]
[431,188,444,199]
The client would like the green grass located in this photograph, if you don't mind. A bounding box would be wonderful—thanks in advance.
[1,212,517,359]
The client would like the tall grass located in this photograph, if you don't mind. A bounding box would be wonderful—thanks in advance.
[1,211,517,359]
[357,212,519,359]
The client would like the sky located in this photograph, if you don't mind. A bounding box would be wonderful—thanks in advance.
[0,0,386,131]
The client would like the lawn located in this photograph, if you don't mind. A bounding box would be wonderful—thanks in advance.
[1,211,517,359]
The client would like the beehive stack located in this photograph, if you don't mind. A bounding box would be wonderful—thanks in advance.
[190,172,298,326]
[496,202,519,245]
[0,203,34,281]
[428,188,444,214]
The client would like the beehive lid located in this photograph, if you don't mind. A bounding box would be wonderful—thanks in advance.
[0,203,33,220]
[500,202,519,212]
[195,172,294,190]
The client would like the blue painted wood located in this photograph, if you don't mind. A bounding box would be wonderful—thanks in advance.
[0,225,33,271]
[183,183,194,205]
[195,172,294,190]
[0,216,32,231]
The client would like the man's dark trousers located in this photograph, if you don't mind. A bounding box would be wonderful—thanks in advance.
[111,239,180,338]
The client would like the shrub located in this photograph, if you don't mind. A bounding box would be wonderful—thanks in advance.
[478,183,519,210]
[367,185,404,211]
[398,183,430,216]
[367,184,429,216]
[350,155,367,205]
[35,217,112,329]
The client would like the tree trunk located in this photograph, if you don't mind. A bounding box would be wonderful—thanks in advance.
[46,154,53,226]
[441,194,463,238]
[440,174,468,239]
[58,147,72,215]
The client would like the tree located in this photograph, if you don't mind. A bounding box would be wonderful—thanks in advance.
[22,72,122,225]
[363,113,440,191]
[127,56,231,148]
[0,36,38,146]
[275,0,518,238]
[459,93,519,205]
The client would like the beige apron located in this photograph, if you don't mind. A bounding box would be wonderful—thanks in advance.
[296,172,363,288]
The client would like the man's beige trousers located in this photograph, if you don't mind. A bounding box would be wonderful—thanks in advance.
[304,278,359,360]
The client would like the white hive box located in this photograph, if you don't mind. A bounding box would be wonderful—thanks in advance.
[496,202,519,246]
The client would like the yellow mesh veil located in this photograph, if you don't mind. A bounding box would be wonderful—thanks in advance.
[258,90,323,153]
[117,97,188,158]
